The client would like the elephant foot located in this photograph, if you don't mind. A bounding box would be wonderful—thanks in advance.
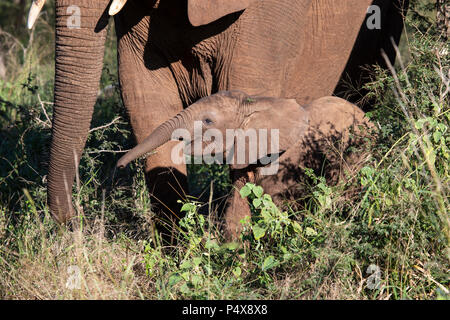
[145,166,188,245]
[49,194,77,225]
[52,211,76,225]
[223,169,256,241]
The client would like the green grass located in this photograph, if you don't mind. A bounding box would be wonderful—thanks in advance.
[0,0,448,299]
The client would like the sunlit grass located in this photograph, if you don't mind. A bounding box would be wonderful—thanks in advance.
[0,1,448,300]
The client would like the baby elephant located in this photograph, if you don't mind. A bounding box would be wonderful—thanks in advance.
[117,91,373,239]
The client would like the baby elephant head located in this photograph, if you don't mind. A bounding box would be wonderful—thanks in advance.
[117,90,310,170]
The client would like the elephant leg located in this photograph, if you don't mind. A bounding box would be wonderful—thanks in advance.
[118,44,187,241]
[128,97,187,241]
[224,169,256,240]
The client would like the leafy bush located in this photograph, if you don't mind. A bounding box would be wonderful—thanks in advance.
[0,0,448,300]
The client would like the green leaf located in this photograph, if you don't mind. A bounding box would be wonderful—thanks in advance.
[205,239,219,250]
[180,203,196,212]
[305,227,318,237]
[240,185,252,198]
[181,271,190,281]
[260,209,272,221]
[433,131,442,143]
[193,257,202,266]
[232,266,242,277]
[361,166,374,177]
[168,274,182,286]
[283,253,292,261]
[180,260,192,269]
[262,255,278,271]
[191,274,203,287]
[252,198,262,208]
[180,283,190,294]
[204,264,212,276]
[292,221,303,234]
[253,186,264,198]
[415,118,427,130]
[222,242,240,251]
[437,123,447,132]
[252,224,267,240]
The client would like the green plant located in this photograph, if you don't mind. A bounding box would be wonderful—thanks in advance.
[239,183,303,242]
[0,0,448,300]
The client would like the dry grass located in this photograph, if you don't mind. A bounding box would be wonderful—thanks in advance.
[0,212,152,299]
[0,0,448,300]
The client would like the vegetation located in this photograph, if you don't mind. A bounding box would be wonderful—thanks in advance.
[0,1,448,299]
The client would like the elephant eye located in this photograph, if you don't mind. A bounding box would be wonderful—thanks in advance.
[203,118,213,125]
[173,134,184,141]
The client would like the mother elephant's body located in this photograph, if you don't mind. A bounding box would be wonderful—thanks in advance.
[46,0,407,223]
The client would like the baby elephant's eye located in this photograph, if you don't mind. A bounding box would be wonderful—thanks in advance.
[203,118,213,125]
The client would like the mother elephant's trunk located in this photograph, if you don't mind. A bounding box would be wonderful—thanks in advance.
[117,113,189,169]
[47,0,110,223]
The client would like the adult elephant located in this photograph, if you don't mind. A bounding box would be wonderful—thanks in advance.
[27,0,408,224]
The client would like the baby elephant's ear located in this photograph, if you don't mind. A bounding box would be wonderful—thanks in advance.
[188,0,257,27]
[227,97,309,170]
[245,97,310,154]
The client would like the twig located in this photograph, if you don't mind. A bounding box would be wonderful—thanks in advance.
[89,117,121,133]
[37,93,51,124]
[87,149,130,155]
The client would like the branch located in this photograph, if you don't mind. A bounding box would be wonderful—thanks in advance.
[89,117,121,133]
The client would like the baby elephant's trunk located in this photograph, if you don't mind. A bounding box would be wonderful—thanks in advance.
[117,114,185,168]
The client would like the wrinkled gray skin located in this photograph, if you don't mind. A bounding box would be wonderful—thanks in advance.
[43,0,407,231]
[118,91,373,239]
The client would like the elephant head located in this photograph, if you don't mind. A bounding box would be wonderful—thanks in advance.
[117,92,373,178]
[26,0,260,223]
[117,90,310,170]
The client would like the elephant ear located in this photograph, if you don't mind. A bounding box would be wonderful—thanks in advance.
[188,0,257,27]
[226,97,310,170]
